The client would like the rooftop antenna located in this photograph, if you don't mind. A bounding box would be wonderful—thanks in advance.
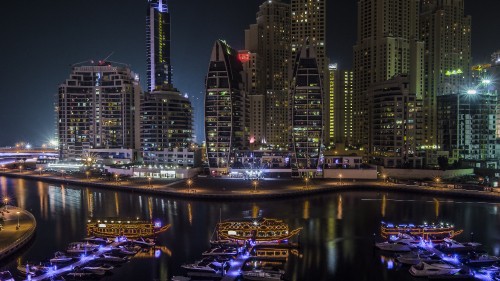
[101,51,114,62]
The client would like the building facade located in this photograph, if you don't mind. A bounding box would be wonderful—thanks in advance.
[369,75,423,168]
[140,85,193,164]
[205,40,248,173]
[437,90,499,169]
[353,0,424,149]
[420,0,472,149]
[253,0,291,149]
[146,0,172,91]
[290,44,324,174]
[57,62,141,160]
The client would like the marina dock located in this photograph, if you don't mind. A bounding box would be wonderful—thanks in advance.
[221,254,249,281]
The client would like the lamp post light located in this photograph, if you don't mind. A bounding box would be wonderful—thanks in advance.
[304,177,309,189]
[60,170,65,178]
[114,174,119,184]
[339,174,343,185]
[19,165,23,173]
[382,174,387,184]
[16,211,20,229]
[38,168,43,175]
[148,177,152,188]
[252,180,258,193]
[187,179,193,193]
[86,171,90,181]
[3,198,8,211]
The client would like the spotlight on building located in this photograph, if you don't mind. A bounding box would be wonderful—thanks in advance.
[466,89,477,95]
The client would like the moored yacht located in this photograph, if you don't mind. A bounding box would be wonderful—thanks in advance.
[66,242,99,254]
[50,251,73,263]
[81,264,114,275]
[83,236,112,245]
[0,271,14,281]
[202,246,238,257]
[396,252,442,265]
[463,252,500,267]
[409,262,462,277]
[241,269,283,281]
[96,253,128,263]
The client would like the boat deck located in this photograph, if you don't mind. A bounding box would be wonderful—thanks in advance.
[220,254,249,281]
[28,241,124,281]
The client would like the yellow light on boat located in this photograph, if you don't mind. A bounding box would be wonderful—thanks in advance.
[98,224,106,228]
[228,231,237,235]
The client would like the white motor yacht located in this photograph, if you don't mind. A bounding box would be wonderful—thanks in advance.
[375,241,415,252]
[396,252,441,265]
[181,258,227,274]
[96,253,128,263]
[0,271,14,281]
[409,262,462,277]
[82,264,113,275]
[202,246,238,256]
[66,242,99,254]
[50,251,73,263]
[464,253,500,267]
[83,236,112,245]
[241,269,283,281]
[436,238,481,252]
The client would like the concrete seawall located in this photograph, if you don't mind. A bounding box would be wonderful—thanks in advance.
[0,206,37,261]
[1,171,500,202]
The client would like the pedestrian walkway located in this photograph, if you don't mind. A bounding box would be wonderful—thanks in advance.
[0,206,36,260]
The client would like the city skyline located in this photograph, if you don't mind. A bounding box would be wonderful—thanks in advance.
[0,0,499,146]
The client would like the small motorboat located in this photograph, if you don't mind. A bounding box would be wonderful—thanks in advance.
[131,237,155,247]
[81,264,113,275]
[50,251,74,263]
[172,276,191,281]
[375,241,415,252]
[241,269,283,281]
[181,258,228,274]
[202,246,238,256]
[83,236,112,245]
[396,252,442,265]
[66,242,99,254]
[115,245,139,255]
[409,262,462,277]
[0,271,14,281]
[65,271,95,279]
[436,238,481,253]
[17,264,50,277]
[96,253,128,263]
[463,252,500,267]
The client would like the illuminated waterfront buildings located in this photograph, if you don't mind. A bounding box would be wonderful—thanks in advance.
[290,43,324,174]
[140,85,193,165]
[57,61,141,160]
[204,40,248,173]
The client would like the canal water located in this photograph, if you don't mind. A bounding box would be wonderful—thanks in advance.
[1,176,500,281]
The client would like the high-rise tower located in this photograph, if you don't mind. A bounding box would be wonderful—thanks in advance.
[204,40,248,173]
[420,0,471,148]
[290,43,324,174]
[57,61,141,160]
[146,0,172,92]
[353,0,424,149]
[245,0,290,149]
[291,0,327,76]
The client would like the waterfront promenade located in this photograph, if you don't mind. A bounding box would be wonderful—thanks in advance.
[1,169,500,201]
[0,205,36,260]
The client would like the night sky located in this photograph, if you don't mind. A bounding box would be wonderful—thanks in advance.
[0,0,499,146]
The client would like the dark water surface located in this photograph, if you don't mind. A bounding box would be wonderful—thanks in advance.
[1,176,500,281]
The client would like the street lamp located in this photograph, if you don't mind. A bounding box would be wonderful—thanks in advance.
[19,165,23,173]
[16,211,20,229]
[304,177,309,189]
[3,198,8,211]
[148,177,152,187]
[187,179,193,193]
[38,167,43,175]
[382,174,387,184]
[114,174,119,184]
[252,180,258,193]
[339,174,343,185]
[86,171,90,181]
[60,170,65,178]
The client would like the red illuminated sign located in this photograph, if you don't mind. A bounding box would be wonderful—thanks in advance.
[238,53,250,63]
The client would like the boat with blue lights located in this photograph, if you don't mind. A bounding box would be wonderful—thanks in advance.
[86,218,170,239]
[381,222,463,243]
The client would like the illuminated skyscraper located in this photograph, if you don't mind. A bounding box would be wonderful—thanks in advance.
[327,64,354,147]
[57,61,141,160]
[353,0,424,149]
[146,0,172,91]
[290,43,324,174]
[420,0,471,148]
[140,85,193,164]
[204,40,248,173]
[245,0,290,149]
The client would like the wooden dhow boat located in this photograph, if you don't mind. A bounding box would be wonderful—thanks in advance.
[86,218,170,239]
[381,222,463,243]
[216,218,302,242]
